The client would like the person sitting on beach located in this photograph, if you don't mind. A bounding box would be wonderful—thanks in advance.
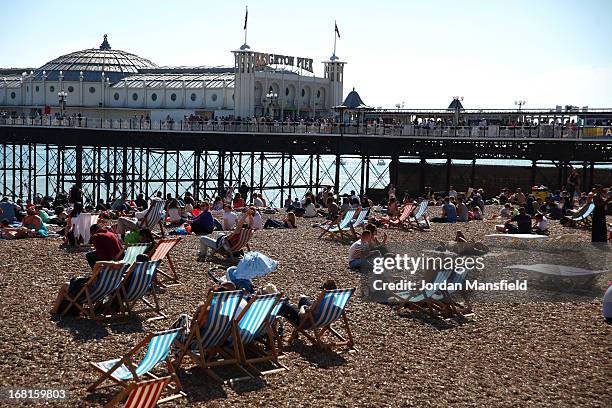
[348,230,381,269]
[123,228,155,247]
[318,197,339,220]
[456,197,469,222]
[364,223,388,251]
[232,193,246,209]
[21,208,48,237]
[115,201,165,237]
[387,197,400,218]
[278,279,337,325]
[111,193,131,212]
[135,193,148,211]
[472,205,483,220]
[340,197,350,213]
[188,201,215,234]
[222,204,238,230]
[0,220,29,239]
[198,212,252,259]
[431,197,457,223]
[533,213,550,235]
[303,197,318,218]
[166,198,184,225]
[0,197,18,223]
[212,196,224,211]
[292,197,301,209]
[86,224,123,269]
[253,193,265,208]
[496,207,532,234]
[264,212,297,229]
[284,195,293,210]
[247,206,263,230]
[511,188,526,205]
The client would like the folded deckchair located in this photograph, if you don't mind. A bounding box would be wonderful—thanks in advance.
[122,244,150,265]
[114,260,165,321]
[406,200,430,230]
[174,290,243,383]
[231,293,286,377]
[318,208,357,240]
[104,376,171,408]
[387,203,415,229]
[140,199,165,237]
[61,261,130,319]
[214,227,254,261]
[88,328,185,404]
[149,238,182,286]
[394,270,453,317]
[429,270,472,317]
[349,208,370,238]
[287,288,356,351]
[73,213,100,244]
[565,203,595,228]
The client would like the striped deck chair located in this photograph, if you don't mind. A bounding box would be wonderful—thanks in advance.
[430,269,473,317]
[215,227,254,261]
[122,244,150,265]
[174,290,243,383]
[288,288,356,351]
[88,329,185,404]
[103,376,170,408]
[231,293,286,377]
[256,298,285,354]
[394,270,453,317]
[61,262,130,319]
[149,238,182,286]
[349,208,370,238]
[318,208,357,240]
[388,203,415,229]
[114,260,166,321]
[140,199,165,237]
[566,203,595,228]
[406,200,430,230]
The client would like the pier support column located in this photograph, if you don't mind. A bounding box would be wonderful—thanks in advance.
[557,162,563,190]
[390,155,399,190]
[364,156,370,195]
[582,161,588,194]
[360,156,366,196]
[334,154,341,195]
[419,158,426,196]
[122,147,128,196]
[259,153,264,195]
[75,145,83,190]
[589,162,595,191]
[470,159,476,188]
[445,159,452,193]
[315,155,321,195]
[194,150,201,200]
[218,151,225,196]
[531,160,537,186]
[281,153,286,208]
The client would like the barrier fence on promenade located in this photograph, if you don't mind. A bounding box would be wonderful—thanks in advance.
[2,116,612,139]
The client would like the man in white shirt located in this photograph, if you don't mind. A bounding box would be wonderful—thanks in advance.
[253,193,264,208]
[533,213,549,235]
[348,230,373,269]
[222,204,238,231]
[247,207,263,230]
[448,186,458,198]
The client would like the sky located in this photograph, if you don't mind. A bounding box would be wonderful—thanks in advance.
[1,0,611,109]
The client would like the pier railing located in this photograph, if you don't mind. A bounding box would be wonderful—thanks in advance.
[1,116,611,139]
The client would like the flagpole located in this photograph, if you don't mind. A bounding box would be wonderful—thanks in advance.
[333,20,337,57]
[244,6,248,46]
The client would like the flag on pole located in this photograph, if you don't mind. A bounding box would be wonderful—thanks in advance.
[335,21,340,38]
[244,6,248,30]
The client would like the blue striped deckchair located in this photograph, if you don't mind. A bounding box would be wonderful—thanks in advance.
[566,203,595,228]
[88,328,185,404]
[394,270,453,317]
[140,199,165,237]
[349,208,370,238]
[122,244,150,265]
[288,288,356,351]
[61,261,130,319]
[318,208,357,240]
[115,260,165,321]
[230,293,286,377]
[407,200,430,230]
[430,269,473,317]
[174,290,243,382]
[256,298,285,350]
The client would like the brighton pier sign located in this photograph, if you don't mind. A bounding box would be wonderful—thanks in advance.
[253,52,314,73]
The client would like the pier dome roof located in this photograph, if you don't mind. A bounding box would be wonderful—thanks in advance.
[33,35,158,82]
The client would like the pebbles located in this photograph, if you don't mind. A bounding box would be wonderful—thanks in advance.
[0,206,609,407]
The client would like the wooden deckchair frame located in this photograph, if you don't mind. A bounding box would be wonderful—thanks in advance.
[387,203,415,229]
[103,376,170,408]
[318,208,358,240]
[112,261,166,322]
[88,330,185,404]
[287,289,356,352]
[406,201,430,231]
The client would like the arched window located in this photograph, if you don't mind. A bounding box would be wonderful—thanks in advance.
[151,93,157,101]
[132,93,138,101]
[113,93,119,100]
[170,93,177,101]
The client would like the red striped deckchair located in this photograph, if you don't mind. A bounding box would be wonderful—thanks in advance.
[149,238,182,287]
[215,227,253,261]
[387,203,415,229]
[104,377,170,408]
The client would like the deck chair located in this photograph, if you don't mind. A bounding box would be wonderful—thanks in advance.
[213,227,254,261]
[431,269,473,317]
[318,208,357,240]
[103,376,170,408]
[61,262,130,319]
[387,203,415,229]
[88,328,185,404]
[73,213,100,244]
[149,238,182,287]
[113,260,166,321]
[174,290,243,383]
[122,244,150,265]
[256,298,285,354]
[394,270,455,318]
[287,288,356,351]
[406,200,430,230]
[349,208,370,238]
[231,293,286,377]
[140,199,165,237]
[565,203,595,228]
